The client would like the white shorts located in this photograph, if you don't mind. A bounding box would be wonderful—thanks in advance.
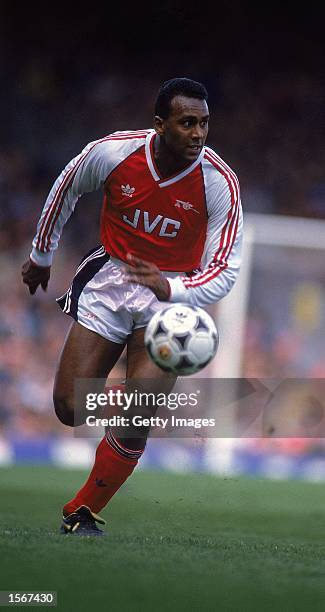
[57,245,175,344]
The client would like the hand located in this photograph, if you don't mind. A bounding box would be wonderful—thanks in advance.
[21,258,51,295]
[124,254,170,301]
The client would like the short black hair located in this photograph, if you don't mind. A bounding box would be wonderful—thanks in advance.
[155,77,208,119]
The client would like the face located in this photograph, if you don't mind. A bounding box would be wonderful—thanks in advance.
[155,95,209,163]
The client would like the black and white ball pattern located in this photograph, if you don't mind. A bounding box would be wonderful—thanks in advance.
[144,303,219,375]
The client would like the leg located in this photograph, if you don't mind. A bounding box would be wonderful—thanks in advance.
[62,326,176,519]
[126,326,176,380]
[115,327,177,449]
[53,321,125,426]
[57,323,130,518]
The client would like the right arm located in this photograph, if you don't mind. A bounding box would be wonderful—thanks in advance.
[22,137,113,293]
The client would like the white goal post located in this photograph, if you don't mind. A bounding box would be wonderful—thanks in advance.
[212,213,325,379]
[204,213,325,471]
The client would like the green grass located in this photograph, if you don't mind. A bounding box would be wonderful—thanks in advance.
[1,466,325,611]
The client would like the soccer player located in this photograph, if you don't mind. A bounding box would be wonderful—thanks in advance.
[22,78,243,535]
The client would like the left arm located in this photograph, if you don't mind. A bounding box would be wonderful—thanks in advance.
[168,175,243,306]
[125,172,243,306]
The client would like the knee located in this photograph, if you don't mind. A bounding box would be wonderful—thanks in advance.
[53,392,76,427]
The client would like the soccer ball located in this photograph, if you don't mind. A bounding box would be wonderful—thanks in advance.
[144,303,219,375]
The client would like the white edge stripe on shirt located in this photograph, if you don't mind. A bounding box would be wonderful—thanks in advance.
[205,150,240,263]
[145,131,160,181]
[145,131,205,187]
[184,151,240,287]
[184,194,239,286]
[205,146,240,192]
[159,147,205,188]
[38,133,149,251]
[184,205,240,287]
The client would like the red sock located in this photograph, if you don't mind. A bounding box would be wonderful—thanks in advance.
[63,431,143,516]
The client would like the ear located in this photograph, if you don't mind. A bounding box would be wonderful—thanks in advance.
[154,115,165,136]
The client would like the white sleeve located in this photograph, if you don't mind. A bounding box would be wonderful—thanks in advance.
[167,172,243,307]
[30,138,114,266]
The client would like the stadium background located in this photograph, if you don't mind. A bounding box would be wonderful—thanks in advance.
[1,4,325,479]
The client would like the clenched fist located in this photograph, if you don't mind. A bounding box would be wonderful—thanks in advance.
[21,259,51,295]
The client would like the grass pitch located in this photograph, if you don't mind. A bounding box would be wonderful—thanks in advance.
[1,466,325,611]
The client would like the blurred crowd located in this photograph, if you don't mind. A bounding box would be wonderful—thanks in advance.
[2,64,325,257]
[1,52,325,445]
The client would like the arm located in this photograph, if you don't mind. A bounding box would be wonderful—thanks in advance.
[168,176,243,306]
[21,138,113,294]
[126,172,243,307]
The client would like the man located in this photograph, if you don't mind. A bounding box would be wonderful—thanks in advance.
[22,77,243,535]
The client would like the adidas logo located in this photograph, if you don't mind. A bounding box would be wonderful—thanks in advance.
[121,184,135,198]
[174,312,188,322]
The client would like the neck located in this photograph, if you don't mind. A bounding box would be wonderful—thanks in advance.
[153,134,190,178]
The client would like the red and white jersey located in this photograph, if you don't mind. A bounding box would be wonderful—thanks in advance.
[31,129,243,306]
